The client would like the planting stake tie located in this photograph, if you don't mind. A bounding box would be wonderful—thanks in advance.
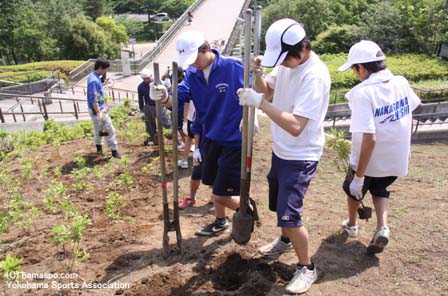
[153,63,182,256]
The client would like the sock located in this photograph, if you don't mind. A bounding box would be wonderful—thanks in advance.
[280,236,291,244]
[189,195,196,201]
[297,262,315,271]
[215,217,227,225]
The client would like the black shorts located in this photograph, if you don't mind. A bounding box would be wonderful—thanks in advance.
[343,168,397,200]
[187,120,194,139]
[201,138,241,196]
[191,162,202,180]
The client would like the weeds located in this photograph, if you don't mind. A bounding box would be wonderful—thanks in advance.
[326,128,351,173]
[106,192,125,220]
[0,254,23,283]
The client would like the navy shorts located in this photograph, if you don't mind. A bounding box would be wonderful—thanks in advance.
[267,153,318,227]
[343,168,397,200]
[201,138,241,196]
[187,120,194,139]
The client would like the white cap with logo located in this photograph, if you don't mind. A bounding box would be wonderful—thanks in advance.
[262,18,306,68]
[338,40,385,72]
[175,30,206,67]
[140,69,151,79]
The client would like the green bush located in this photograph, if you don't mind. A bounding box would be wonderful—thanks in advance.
[321,54,448,90]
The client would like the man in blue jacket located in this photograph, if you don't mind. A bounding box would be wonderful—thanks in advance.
[87,58,121,158]
[150,30,247,236]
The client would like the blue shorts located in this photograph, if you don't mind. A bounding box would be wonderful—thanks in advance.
[267,153,318,227]
[201,138,241,196]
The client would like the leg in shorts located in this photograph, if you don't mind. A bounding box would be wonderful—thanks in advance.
[267,152,318,227]
[342,168,397,200]
[201,138,241,196]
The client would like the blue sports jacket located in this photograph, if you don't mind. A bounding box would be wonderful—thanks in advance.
[178,50,243,147]
[87,72,106,110]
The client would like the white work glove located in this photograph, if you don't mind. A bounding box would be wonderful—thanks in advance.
[140,112,145,118]
[193,149,202,167]
[251,55,264,78]
[350,175,365,200]
[96,111,104,121]
[239,114,259,134]
[182,121,188,136]
[162,78,172,88]
[149,82,168,103]
[237,88,264,108]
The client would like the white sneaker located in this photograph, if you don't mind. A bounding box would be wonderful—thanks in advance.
[367,226,390,254]
[285,265,317,294]
[178,159,188,169]
[258,237,292,256]
[341,219,358,237]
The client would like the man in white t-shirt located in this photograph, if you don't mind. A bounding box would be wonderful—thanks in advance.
[237,19,330,294]
[338,40,421,254]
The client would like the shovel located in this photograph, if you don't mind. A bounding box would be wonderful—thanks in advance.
[232,7,262,245]
[153,62,182,256]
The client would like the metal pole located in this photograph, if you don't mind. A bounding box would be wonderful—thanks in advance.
[247,5,262,180]
[240,9,252,215]
[171,61,182,253]
[153,63,170,256]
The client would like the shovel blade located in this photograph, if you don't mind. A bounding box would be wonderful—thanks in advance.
[231,211,253,245]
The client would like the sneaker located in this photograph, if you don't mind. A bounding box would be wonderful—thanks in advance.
[178,159,188,169]
[258,237,292,256]
[341,219,358,238]
[195,219,229,236]
[179,198,195,210]
[111,150,122,159]
[367,226,390,254]
[285,265,318,294]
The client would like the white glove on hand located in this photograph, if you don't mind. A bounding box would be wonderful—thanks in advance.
[182,121,188,136]
[149,82,168,102]
[140,112,145,118]
[162,78,172,89]
[237,88,264,108]
[193,149,202,167]
[349,176,365,200]
[239,114,259,134]
[251,55,264,78]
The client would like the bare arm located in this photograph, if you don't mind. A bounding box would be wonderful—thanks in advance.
[92,102,101,115]
[355,133,376,178]
[259,99,308,137]
[254,76,274,102]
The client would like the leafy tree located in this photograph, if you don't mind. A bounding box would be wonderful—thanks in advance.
[60,15,111,59]
[314,24,361,54]
[114,15,145,37]
[96,16,128,45]
[81,0,104,21]
[263,0,332,40]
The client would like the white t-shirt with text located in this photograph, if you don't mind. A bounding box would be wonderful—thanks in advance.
[347,69,421,177]
[265,51,331,161]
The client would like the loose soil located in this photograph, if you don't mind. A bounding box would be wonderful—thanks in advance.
[0,118,447,295]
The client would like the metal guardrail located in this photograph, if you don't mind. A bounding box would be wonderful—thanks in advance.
[0,90,136,123]
[223,0,252,55]
[0,93,87,123]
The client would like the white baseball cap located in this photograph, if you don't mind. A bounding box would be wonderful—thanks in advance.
[140,69,151,79]
[262,19,306,68]
[338,40,385,72]
[175,30,206,67]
